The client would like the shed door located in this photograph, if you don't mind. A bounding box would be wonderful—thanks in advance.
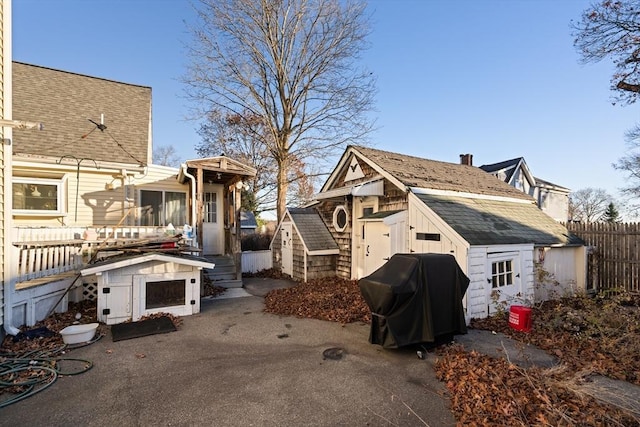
[203,185,223,255]
[363,221,390,277]
[281,223,293,277]
[487,251,522,314]
[98,281,132,325]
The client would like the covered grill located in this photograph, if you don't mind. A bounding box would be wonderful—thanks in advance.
[358,253,470,349]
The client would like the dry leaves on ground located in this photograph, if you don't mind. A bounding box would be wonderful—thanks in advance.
[264,276,370,324]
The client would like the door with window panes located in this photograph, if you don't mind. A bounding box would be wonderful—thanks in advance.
[202,184,224,255]
[487,252,521,314]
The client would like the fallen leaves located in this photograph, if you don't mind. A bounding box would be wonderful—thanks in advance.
[434,344,637,426]
[263,276,370,324]
[471,292,640,386]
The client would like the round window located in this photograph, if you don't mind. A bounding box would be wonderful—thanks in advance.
[333,206,349,232]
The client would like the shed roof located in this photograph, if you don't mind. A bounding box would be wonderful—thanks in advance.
[350,146,533,201]
[12,62,152,166]
[415,193,583,246]
[287,208,339,253]
[81,253,215,276]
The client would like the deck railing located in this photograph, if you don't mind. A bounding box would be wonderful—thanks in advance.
[11,226,169,286]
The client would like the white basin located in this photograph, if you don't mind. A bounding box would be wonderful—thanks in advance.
[59,323,99,344]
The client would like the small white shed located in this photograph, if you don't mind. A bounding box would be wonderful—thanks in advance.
[81,253,215,325]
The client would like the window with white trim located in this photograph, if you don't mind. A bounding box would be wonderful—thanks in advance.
[491,259,514,288]
[140,190,187,226]
[13,177,66,216]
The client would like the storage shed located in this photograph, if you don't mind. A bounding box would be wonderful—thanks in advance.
[271,208,340,282]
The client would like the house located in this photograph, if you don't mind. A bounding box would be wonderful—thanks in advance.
[477,156,571,222]
[1,0,11,339]
[240,210,258,236]
[3,62,254,331]
[272,146,586,321]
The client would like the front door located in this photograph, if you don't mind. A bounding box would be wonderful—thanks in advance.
[487,251,522,314]
[202,184,223,255]
[281,222,293,277]
[362,221,390,277]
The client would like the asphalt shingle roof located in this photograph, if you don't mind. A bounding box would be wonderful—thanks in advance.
[352,146,532,201]
[416,193,583,246]
[12,62,151,165]
[288,208,338,252]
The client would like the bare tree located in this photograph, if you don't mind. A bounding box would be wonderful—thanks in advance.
[569,188,614,222]
[573,1,640,203]
[196,110,278,215]
[184,0,376,222]
[153,145,181,167]
[573,0,640,104]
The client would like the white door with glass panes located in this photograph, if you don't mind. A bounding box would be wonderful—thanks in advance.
[486,252,521,314]
[203,184,224,255]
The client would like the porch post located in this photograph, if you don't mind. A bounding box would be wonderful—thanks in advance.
[234,183,242,281]
[196,166,204,250]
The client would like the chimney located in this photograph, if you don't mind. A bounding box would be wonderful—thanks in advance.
[459,153,473,166]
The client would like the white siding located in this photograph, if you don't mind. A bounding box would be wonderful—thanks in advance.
[11,163,185,227]
[466,244,534,321]
[0,0,9,332]
[536,245,586,300]
[407,192,468,272]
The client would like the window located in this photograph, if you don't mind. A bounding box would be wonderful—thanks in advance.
[13,177,65,215]
[140,190,186,226]
[204,192,217,223]
[416,232,440,241]
[333,205,349,232]
[491,259,513,288]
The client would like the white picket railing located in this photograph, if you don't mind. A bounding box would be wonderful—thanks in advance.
[11,226,169,286]
[242,250,273,273]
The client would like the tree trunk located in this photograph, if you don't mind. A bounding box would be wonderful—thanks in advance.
[276,157,289,224]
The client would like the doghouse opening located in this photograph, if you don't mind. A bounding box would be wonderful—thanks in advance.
[146,279,186,309]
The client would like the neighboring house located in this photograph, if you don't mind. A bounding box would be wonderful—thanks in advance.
[4,62,254,329]
[240,210,258,236]
[272,146,586,321]
[478,156,571,222]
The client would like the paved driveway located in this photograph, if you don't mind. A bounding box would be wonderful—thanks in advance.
[2,294,457,426]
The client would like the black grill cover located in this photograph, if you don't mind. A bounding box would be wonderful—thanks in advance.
[358,253,470,348]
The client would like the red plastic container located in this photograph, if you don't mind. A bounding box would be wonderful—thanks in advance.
[508,305,532,332]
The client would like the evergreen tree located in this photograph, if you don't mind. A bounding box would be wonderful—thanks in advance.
[602,202,621,223]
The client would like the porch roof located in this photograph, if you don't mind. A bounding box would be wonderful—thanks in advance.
[180,156,256,185]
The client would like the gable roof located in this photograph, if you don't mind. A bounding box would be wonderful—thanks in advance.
[415,193,582,246]
[286,208,339,254]
[338,146,533,202]
[479,157,536,187]
[241,211,258,229]
[12,62,152,166]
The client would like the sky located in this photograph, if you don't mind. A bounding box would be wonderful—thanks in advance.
[11,0,640,209]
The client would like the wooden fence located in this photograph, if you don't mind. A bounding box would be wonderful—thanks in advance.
[566,222,640,292]
[242,250,273,273]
